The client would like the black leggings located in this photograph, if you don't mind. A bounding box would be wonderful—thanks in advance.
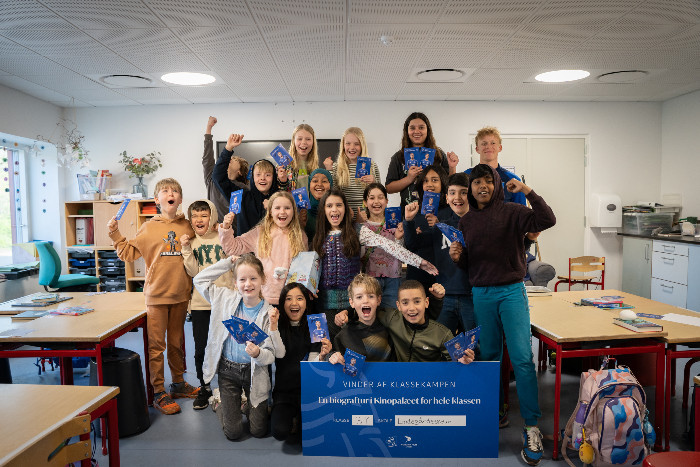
[190,309,211,386]
[271,401,300,441]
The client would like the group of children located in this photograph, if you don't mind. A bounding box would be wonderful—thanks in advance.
[106,114,555,466]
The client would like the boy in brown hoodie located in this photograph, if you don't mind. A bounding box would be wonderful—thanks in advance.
[107,178,199,415]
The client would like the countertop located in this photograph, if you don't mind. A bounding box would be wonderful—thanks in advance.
[618,232,700,245]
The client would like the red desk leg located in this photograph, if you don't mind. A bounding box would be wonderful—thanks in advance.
[60,356,74,385]
[695,381,700,451]
[106,398,120,466]
[553,343,562,460]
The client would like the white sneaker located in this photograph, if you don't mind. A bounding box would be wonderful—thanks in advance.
[521,426,543,466]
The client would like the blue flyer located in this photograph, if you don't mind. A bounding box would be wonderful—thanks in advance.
[114,199,131,220]
[421,191,440,215]
[307,313,329,343]
[385,207,401,229]
[444,334,467,361]
[355,156,371,178]
[292,187,310,210]
[436,223,466,246]
[223,316,250,344]
[464,326,481,350]
[229,189,243,214]
[419,147,436,168]
[301,361,499,458]
[343,349,366,377]
[241,322,268,346]
[270,143,293,167]
[404,147,420,168]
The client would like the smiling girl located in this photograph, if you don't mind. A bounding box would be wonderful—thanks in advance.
[271,283,330,442]
[302,168,333,241]
[277,124,320,192]
[313,187,437,339]
[360,183,404,309]
[194,254,283,441]
[219,191,307,305]
[324,127,381,213]
[385,112,459,209]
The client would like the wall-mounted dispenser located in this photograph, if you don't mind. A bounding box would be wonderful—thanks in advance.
[589,193,621,228]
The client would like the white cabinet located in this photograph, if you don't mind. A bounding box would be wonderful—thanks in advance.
[622,237,652,299]
[650,240,697,311]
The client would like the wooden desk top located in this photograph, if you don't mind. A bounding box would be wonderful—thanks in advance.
[0,384,119,465]
[0,291,145,315]
[0,292,146,343]
[530,289,668,343]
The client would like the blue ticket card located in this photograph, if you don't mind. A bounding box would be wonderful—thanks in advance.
[465,325,481,350]
[223,316,250,344]
[385,207,401,229]
[445,334,468,361]
[343,349,366,377]
[292,187,310,210]
[307,313,329,343]
[419,147,436,167]
[404,147,420,168]
[436,222,466,246]
[421,191,441,215]
[229,189,243,214]
[270,144,293,167]
[114,199,131,221]
[355,156,371,178]
[241,322,268,346]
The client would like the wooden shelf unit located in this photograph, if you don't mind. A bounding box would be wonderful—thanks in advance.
[64,199,157,292]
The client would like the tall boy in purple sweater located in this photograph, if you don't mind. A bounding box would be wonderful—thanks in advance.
[450,163,555,466]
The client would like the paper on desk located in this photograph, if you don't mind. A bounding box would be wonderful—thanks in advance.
[662,313,700,327]
[0,328,33,337]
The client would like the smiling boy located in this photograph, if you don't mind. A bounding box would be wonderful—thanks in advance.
[107,178,198,415]
[181,199,232,410]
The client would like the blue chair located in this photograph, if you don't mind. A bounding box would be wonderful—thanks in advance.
[36,241,100,292]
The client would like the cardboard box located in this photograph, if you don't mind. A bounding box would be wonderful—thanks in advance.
[286,251,321,295]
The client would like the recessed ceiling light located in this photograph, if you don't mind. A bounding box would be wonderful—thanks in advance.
[416,69,465,82]
[161,72,216,86]
[535,70,590,83]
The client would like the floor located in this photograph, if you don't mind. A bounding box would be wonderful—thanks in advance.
[6,321,697,467]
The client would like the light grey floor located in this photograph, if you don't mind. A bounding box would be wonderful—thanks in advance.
[6,322,696,466]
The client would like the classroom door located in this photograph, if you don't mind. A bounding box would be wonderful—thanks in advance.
[471,137,586,287]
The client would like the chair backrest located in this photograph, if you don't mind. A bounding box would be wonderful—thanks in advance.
[569,256,605,287]
[36,241,62,287]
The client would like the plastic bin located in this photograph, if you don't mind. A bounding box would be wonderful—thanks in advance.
[69,258,96,268]
[68,251,94,260]
[98,250,119,259]
[100,266,125,276]
[622,213,674,235]
[69,267,96,276]
[100,276,126,287]
[99,258,125,268]
[89,347,150,437]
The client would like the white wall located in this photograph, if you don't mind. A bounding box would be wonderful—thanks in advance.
[69,100,663,289]
[661,90,700,218]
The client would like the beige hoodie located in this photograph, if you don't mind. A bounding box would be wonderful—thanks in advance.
[182,199,233,310]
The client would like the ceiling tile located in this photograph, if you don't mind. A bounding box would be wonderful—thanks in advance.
[510,24,601,48]
[145,0,255,27]
[261,24,344,51]
[529,1,638,25]
[171,84,241,102]
[619,0,700,25]
[440,0,543,24]
[112,86,192,104]
[348,24,432,49]
[249,0,345,25]
[347,49,417,82]
[582,23,694,49]
[86,28,189,55]
[349,0,445,24]
[172,26,263,53]
[427,24,517,49]
[42,0,165,28]
[0,1,74,29]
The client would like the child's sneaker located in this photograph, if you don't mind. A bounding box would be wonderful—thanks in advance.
[169,381,200,399]
[521,426,543,466]
[193,385,212,410]
[154,392,181,415]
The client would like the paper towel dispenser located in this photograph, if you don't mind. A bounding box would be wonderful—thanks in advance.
[589,193,621,228]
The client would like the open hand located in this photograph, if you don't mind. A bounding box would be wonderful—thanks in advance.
[225,133,244,151]
[420,260,438,276]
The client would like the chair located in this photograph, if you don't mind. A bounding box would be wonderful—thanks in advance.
[36,241,100,292]
[8,413,92,466]
[554,256,605,292]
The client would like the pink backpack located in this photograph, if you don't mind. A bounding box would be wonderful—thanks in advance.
[561,366,654,466]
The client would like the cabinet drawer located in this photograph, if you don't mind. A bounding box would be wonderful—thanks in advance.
[651,278,687,308]
[652,251,688,284]
[653,241,689,257]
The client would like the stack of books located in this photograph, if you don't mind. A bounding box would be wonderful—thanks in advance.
[613,317,663,333]
[580,296,634,309]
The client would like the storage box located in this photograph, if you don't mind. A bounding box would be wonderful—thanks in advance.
[622,213,674,235]
[286,251,321,295]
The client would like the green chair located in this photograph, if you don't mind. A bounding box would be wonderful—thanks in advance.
[36,241,100,292]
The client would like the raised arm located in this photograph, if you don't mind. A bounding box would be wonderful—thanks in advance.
[218,222,258,257]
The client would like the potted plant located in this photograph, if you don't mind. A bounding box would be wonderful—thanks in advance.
[119,150,162,197]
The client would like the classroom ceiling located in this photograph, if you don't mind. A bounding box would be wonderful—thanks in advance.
[0,0,699,107]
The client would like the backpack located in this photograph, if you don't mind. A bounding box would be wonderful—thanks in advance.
[561,365,655,466]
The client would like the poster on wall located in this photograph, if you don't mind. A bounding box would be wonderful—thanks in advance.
[301,361,499,458]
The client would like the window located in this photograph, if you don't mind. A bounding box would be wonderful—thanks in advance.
[0,147,28,266]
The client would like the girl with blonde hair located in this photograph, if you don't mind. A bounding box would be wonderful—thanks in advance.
[323,127,381,213]
[219,191,308,305]
[277,123,320,192]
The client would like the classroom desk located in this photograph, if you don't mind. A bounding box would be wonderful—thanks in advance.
[0,292,149,456]
[529,290,667,459]
[0,384,120,466]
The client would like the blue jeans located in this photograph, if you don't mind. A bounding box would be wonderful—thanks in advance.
[438,294,475,335]
[376,277,400,310]
[472,282,540,426]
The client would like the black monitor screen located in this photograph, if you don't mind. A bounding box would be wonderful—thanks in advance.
[216,139,340,169]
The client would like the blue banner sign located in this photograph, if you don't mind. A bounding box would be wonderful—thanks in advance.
[301,361,499,458]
